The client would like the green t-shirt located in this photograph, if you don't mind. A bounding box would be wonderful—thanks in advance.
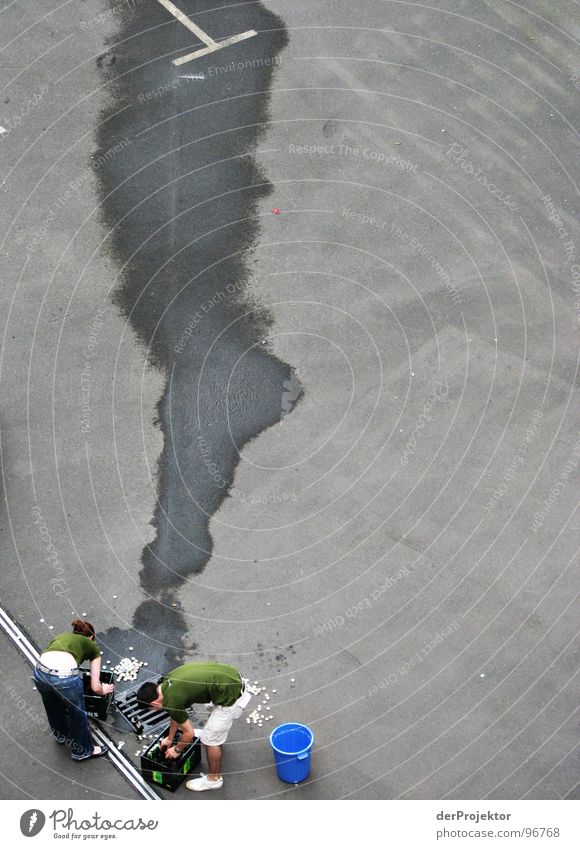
[43,633,100,666]
[161,662,242,723]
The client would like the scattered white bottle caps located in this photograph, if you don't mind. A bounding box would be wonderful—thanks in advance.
[112,656,144,681]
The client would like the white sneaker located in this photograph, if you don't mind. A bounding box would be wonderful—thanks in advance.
[186,773,224,792]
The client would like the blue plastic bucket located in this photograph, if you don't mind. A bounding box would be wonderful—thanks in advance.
[270,723,314,784]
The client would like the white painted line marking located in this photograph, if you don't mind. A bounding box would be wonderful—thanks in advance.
[156,0,217,45]
[173,30,257,66]
[0,126,7,135]
[177,73,205,79]
[155,0,257,65]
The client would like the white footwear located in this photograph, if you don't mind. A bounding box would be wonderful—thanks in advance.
[186,773,224,792]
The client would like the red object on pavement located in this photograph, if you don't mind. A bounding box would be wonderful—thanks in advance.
[272,207,281,214]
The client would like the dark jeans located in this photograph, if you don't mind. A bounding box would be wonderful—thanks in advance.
[33,668,94,760]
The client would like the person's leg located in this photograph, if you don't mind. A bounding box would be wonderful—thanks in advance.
[186,705,239,790]
[33,670,69,742]
[60,677,100,760]
[185,742,224,791]
[204,745,223,781]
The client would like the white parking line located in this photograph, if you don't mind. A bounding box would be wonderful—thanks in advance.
[173,30,258,65]
[155,0,257,65]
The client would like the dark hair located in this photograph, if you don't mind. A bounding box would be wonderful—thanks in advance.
[136,681,159,709]
[71,619,96,639]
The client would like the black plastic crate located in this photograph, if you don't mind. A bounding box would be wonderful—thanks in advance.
[82,670,115,720]
[140,727,201,792]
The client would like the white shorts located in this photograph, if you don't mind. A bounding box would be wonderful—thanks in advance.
[199,679,251,747]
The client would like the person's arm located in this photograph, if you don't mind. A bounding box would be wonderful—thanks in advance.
[160,717,182,750]
[89,656,114,695]
[164,719,195,759]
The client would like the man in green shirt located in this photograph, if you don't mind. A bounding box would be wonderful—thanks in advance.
[136,662,250,792]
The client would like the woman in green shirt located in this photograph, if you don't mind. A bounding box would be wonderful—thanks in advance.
[34,619,114,761]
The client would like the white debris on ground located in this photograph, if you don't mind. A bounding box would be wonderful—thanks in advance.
[245,680,276,727]
[111,656,144,681]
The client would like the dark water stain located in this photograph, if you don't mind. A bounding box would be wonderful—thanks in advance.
[94,1,290,669]
[96,52,116,68]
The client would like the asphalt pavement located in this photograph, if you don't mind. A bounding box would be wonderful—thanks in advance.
[0,0,578,800]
